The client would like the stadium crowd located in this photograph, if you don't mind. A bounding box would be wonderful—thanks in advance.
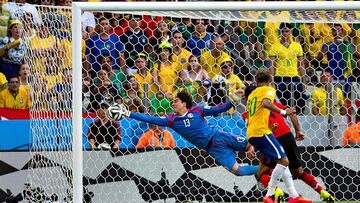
[0,0,359,146]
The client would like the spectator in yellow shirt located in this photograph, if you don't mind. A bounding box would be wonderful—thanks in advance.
[212,57,245,94]
[131,53,156,98]
[263,11,292,59]
[342,108,360,147]
[0,75,31,109]
[171,30,192,71]
[311,70,346,116]
[30,24,59,73]
[136,123,175,149]
[299,23,324,83]
[153,42,180,99]
[269,23,306,114]
[123,75,145,113]
[210,57,245,106]
[18,63,29,93]
[0,71,7,92]
[200,35,231,79]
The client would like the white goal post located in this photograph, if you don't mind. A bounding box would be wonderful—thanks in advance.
[71,1,360,203]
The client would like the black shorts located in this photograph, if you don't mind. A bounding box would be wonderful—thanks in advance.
[260,132,302,169]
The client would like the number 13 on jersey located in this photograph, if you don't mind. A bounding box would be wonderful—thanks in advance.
[183,119,191,127]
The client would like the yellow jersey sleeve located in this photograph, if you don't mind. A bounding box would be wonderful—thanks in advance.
[262,86,276,101]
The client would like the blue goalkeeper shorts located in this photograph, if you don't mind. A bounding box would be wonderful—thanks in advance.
[205,131,248,171]
[249,133,286,161]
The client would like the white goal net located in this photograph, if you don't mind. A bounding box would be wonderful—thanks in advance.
[10,2,360,203]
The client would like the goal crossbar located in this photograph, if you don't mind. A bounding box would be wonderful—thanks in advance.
[73,1,360,12]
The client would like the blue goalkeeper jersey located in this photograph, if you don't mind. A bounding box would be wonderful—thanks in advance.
[130,102,233,149]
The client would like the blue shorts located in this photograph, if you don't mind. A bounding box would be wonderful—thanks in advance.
[206,131,248,171]
[249,134,286,161]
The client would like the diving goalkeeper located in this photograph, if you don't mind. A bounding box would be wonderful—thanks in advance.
[119,91,258,176]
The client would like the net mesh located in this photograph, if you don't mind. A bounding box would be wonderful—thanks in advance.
[14,4,360,202]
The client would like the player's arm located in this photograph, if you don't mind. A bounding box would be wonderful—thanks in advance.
[268,114,279,131]
[262,98,295,116]
[289,113,305,140]
[245,143,255,160]
[129,112,169,127]
[201,101,233,116]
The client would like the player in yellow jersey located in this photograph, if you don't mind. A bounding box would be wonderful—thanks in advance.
[246,69,312,203]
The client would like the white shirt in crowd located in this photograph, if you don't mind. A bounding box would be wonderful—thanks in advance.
[3,2,42,25]
[81,11,95,32]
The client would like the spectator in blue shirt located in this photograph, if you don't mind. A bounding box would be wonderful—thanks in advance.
[120,15,148,70]
[317,23,355,97]
[85,17,125,73]
[186,19,212,57]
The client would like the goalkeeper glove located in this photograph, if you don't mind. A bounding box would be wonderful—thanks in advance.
[121,104,131,117]
[228,89,244,104]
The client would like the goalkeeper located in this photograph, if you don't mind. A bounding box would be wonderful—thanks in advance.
[121,91,258,176]
[243,85,335,203]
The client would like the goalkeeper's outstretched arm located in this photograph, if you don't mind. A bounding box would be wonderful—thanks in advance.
[201,101,233,116]
[129,112,170,127]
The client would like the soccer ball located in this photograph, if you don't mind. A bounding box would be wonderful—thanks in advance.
[106,103,125,121]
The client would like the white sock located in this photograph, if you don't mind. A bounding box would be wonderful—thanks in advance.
[266,164,286,197]
[282,166,299,198]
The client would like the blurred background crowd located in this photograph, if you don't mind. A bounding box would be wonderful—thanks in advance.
[0,0,359,125]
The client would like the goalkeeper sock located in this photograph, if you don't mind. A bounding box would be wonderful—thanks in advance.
[235,165,259,176]
[300,171,324,193]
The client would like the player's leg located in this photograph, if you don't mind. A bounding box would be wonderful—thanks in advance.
[230,162,259,176]
[257,155,276,188]
[207,147,258,176]
[249,135,287,203]
[225,131,259,175]
[294,167,335,203]
[206,131,258,176]
[278,133,335,203]
[256,157,284,203]
[249,135,288,196]
[249,134,312,203]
